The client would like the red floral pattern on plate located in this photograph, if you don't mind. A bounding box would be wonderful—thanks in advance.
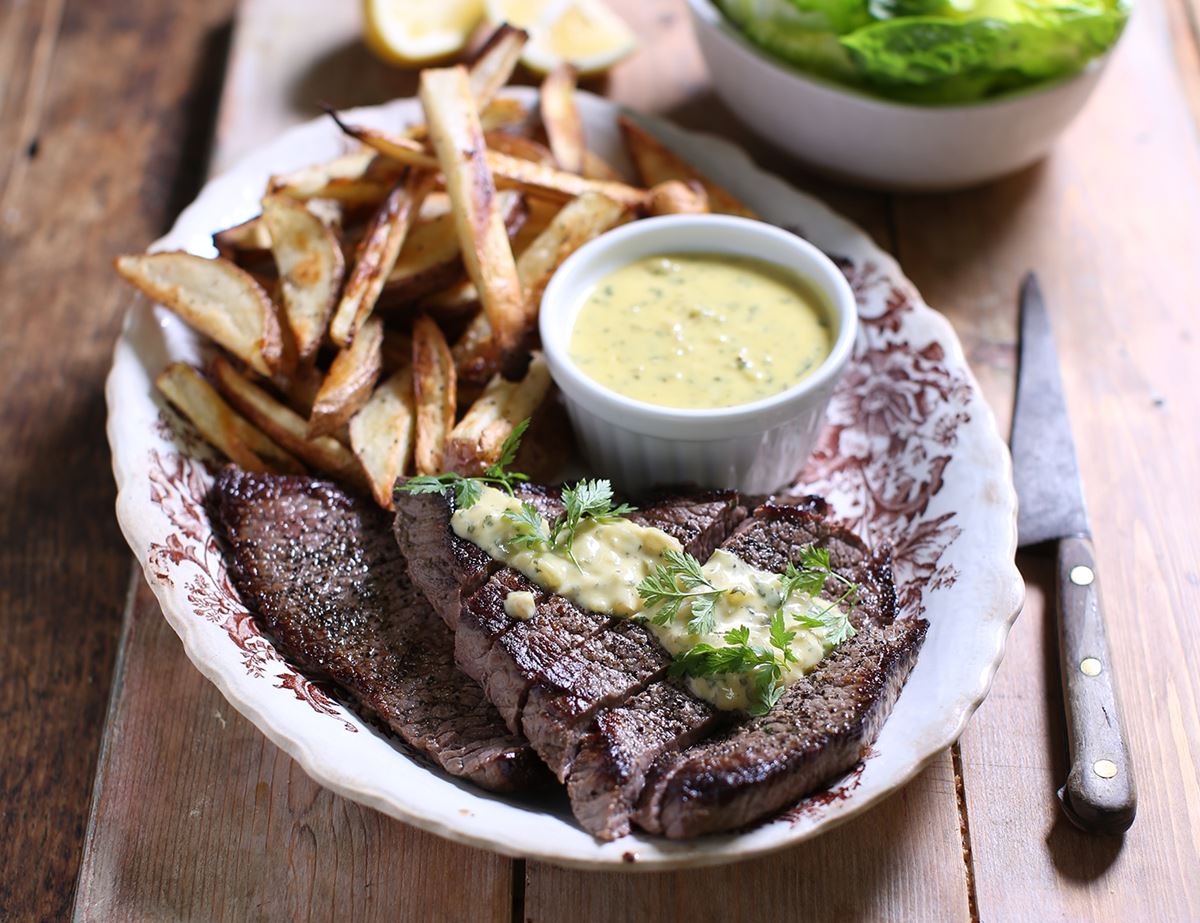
[145,442,357,732]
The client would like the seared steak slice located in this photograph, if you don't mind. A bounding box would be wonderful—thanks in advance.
[635,618,925,838]
[393,483,563,630]
[454,490,746,737]
[632,500,925,837]
[521,620,672,779]
[567,682,719,840]
[214,469,547,793]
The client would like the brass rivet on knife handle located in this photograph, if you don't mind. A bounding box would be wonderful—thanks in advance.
[1055,534,1137,835]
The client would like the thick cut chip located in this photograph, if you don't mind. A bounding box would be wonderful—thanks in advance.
[155,363,302,474]
[211,355,363,483]
[419,66,526,354]
[115,251,284,376]
[329,170,430,346]
[539,65,585,174]
[330,117,647,210]
[468,24,529,107]
[261,192,347,363]
[619,116,757,218]
[213,215,272,260]
[384,188,524,303]
[349,366,416,509]
[445,352,551,475]
[645,179,709,216]
[485,131,557,167]
[453,192,629,380]
[411,315,457,475]
[269,148,404,208]
[308,316,384,438]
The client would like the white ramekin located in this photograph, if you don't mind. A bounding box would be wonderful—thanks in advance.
[538,215,857,494]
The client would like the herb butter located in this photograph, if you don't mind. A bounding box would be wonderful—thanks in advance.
[569,253,832,409]
[452,486,850,712]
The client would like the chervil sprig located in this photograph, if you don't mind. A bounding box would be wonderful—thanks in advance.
[637,549,724,636]
[550,479,636,568]
[395,419,531,509]
[502,500,552,550]
[779,546,859,647]
[669,625,784,716]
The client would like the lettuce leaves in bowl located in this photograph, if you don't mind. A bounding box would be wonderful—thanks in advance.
[717,0,1130,103]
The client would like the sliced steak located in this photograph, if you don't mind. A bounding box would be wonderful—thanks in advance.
[214,469,547,793]
[635,617,925,838]
[520,620,672,779]
[632,500,926,837]
[454,490,746,739]
[567,682,720,840]
[393,483,563,630]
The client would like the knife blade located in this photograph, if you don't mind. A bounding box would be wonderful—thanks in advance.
[1011,273,1136,834]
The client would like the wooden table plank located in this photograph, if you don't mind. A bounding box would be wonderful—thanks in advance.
[73,582,514,923]
[890,0,1200,917]
[525,755,971,921]
[0,1,236,918]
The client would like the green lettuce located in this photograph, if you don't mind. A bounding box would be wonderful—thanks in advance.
[717,0,1130,103]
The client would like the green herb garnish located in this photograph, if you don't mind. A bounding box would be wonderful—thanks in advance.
[395,418,531,509]
[637,549,725,635]
[502,500,552,550]
[778,546,859,647]
[550,479,636,569]
[669,624,784,716]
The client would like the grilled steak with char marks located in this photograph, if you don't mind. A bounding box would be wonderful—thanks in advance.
[633,498,926,837]
[214,469,547,793]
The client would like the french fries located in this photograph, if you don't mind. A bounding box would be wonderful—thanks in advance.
[645,180,709,216]
[383,189,525,304]
[269,149,404,208]
[210,355,363,483]
[156,363,302,474]
[330,118,648,210]
[349,367,415,509]
[411,315,457,475]
[115,252,284,377]
[420,66,525,354]
[446,353,551,475]
[214,215,272,260]
[261,192,346,363]
[619,116,757,219]
[468,25,528,108]
[308,316,384,438]
[116,41,772,510]
[454,192,630,380]
[540,66,585,174]
[484,132,557,167]
[329,170,431,346]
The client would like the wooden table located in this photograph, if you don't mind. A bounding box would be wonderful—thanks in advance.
[3,0,1199,919]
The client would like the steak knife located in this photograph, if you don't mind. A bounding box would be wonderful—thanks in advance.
[1011,273,1136,834]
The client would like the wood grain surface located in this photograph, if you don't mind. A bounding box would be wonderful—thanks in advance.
[0,0,1196,919]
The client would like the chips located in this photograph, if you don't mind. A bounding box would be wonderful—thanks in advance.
[114,23,763,506]
[411,315,457,475]
[115,252,284,377]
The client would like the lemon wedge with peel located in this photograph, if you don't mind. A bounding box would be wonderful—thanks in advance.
[363,0,486,66]
[486,0,637,75]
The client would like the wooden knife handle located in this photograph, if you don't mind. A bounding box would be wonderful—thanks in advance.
[1055,535,1137,834]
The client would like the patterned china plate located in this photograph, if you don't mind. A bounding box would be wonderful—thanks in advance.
[106,89,1023,870]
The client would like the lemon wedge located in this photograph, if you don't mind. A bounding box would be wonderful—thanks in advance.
[485,0,637,75]
[363,0,486,66]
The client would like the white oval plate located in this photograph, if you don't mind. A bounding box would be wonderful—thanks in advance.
[106,88,1024,870]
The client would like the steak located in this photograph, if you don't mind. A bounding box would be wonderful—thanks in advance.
[450,491,746,745]
[213,469,547,793]
[393,483,564,630]
[633,499,926,838]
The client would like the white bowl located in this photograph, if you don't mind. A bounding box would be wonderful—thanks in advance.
[686,0,1112,190]
[539,214,857,494]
